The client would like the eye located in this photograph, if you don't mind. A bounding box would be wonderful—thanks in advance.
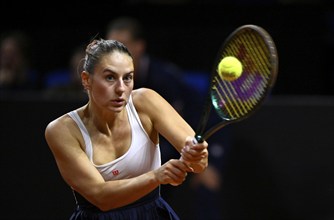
[124,74,133,83]
[106,75,115,81]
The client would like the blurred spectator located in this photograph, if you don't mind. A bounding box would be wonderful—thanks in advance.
[0,30,38,92]
[42,44,88,101]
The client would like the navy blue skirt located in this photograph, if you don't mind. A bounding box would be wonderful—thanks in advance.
[69,187,179,220]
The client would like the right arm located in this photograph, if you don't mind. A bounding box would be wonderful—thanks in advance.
[45,115,190,211]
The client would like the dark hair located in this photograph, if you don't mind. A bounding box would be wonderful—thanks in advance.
[83,39,132,74]
[106,16,146,41]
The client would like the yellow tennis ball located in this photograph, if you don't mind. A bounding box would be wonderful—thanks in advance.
[217,56,243,81]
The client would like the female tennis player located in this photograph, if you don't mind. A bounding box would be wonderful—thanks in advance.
[44,39,208,220]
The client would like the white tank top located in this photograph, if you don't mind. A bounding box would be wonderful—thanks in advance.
[67,95,161,181]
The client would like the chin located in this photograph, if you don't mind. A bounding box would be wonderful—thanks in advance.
[109,104,126,113]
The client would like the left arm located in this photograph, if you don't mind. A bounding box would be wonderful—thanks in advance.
[133,88,208,173]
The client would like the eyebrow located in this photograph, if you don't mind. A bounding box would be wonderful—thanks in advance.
[102,69,134,76]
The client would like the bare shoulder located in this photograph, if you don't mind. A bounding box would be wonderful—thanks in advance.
[131,87,181,125]
[132,88,160,101]
[132,88,165,112]
[44,111,82,152]
[45,114,74,137]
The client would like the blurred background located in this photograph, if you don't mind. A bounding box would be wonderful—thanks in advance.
[0,1,333,220]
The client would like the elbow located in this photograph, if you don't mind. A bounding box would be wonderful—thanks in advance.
[88,192,119,212]
[96,202,112,212]
[85,195,116,212]
[71,185,117,212]
[94,197,126,211]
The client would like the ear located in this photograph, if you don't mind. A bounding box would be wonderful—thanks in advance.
[81,71,90,90]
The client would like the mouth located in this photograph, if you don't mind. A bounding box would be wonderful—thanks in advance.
[111,98,126,107]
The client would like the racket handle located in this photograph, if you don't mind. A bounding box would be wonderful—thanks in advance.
[195,134,204,143]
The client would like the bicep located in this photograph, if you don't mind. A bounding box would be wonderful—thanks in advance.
[45,121,104,201]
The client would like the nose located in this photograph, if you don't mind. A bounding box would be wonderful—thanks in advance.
[115,79,126,93]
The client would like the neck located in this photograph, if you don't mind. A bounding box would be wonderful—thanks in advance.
[83,102,127,135]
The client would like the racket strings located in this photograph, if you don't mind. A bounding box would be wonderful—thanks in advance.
[212,77,242,118]
[212,29,273,120]
[225,43,252,115]
[214,38,252,118]
[243,32,271,77]
[230,38,261,109]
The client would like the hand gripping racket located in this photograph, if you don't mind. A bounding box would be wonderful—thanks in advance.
[195,24,279,143]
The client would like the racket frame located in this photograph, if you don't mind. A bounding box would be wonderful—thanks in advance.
[195,24,278,142]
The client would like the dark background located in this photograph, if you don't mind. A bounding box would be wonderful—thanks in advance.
[1,1,334,95]
[1,1,334,220]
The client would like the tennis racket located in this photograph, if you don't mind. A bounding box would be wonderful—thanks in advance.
[194,24,279,143]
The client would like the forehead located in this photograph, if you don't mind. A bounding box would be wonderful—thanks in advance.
[100,51,132,63]
[97,51,133,72]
